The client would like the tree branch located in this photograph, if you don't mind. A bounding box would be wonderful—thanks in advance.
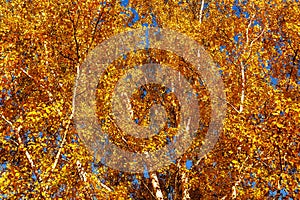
[239,62,245,113]
[245,14,255,47]
[54,46,76,62]
[231,155,249,199]
[181,169,190,200]
[142,180,157,199]
[86,3,105,55]
[51,63,80,172]
[249,28,265,50]
[68,9,80,61]
[199,0,205,24]
[150,172,164,200]
[1,114,42,183]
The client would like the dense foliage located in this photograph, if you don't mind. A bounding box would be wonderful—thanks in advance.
[0,0,299,199]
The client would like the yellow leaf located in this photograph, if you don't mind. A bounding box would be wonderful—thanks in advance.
[232,160,238,164]
[276,123,284,128]
[46,107,51,114]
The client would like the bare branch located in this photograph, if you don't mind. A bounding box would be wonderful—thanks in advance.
[55,46,76,62]
[226,101,240,113]
[239,62,245,113]
[99,181,113,192]
[68,10,80,61]
[79,161,113,193]
[142,180,157,199]
[199,0,205,24]
[249,28,265,49]
[51,117,70,171]
[1,113,13,126]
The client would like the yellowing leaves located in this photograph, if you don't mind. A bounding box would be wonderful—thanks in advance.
[0,172,11,191]
[26,110,41,123]
[0,0,299,199]
[286,22,300,33]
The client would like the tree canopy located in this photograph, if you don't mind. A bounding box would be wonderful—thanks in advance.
[0,0,299,199]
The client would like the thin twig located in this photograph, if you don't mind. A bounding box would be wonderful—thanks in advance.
[227,101,240,113]
[216,95,240,114]
[142,180,157,199]
[86,4,105,54]
[20,68,53,101]
[55,46,75,62]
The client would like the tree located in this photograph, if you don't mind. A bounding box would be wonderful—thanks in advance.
[1,0,299,199]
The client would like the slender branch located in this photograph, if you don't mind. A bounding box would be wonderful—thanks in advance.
[249,28,265,49]
[48,62,113,194]
[199,0,205,24]
[246,15,255,46]
[231,155,249,199]
[177,124,191,200]
[142,180,157,199]
[239,62,245,113]
[1,113,13,126]
[226,101,240,113]
[99,181,113,192]
[214,94,241,114]
[1,114,42,183]
[243,15,264,65]
[55,46,75,62]
[174,166,179,200]
[244,26,265,64]
[68,10,80,61]
[76,156,113,193]
[277,145,283,173]
[51,63,80,172]
[220,29,234,43]
[51,117,71,171]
